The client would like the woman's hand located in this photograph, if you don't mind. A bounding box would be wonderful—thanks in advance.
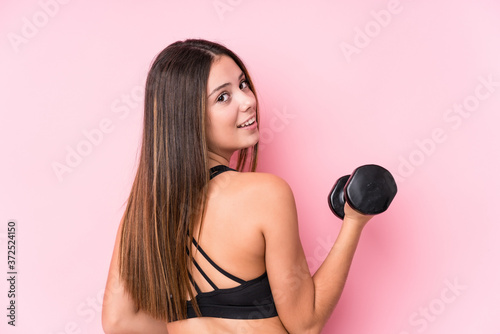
[342,201,374,229]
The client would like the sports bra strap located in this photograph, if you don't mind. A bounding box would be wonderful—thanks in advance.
[192,238,245,284]
[192,258,219,290]
[209,165,236,179]
[187,165,245,293]
[187,272,202,294]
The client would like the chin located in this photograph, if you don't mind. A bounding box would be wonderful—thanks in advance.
[234,133,259,151]
[246,138,259,149]
[248,132,260,147]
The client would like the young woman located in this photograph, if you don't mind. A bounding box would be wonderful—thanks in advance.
[102,39,374,334]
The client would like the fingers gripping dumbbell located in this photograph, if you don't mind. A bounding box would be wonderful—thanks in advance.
[328,164,398,219]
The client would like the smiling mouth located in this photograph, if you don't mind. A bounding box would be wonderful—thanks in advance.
[237,117,256,128]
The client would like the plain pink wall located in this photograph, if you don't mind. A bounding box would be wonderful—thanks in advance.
[1,0,499,333]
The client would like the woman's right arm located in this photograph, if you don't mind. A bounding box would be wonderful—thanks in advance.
[102,218,169,334]
[254,173,373,334]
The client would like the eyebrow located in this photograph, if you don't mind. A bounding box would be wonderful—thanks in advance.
[207,72,245,98]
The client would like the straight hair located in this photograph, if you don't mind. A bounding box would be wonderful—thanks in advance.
[119,39,259,321]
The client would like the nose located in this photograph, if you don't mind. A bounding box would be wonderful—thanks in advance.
[238,89,255,112]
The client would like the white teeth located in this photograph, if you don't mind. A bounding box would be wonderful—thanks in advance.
[238,117,255,128]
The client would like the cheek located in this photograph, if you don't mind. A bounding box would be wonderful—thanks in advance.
[206,114,235,144]
[214,111,237,131]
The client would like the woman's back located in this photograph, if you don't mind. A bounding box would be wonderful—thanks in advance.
[167,168,289,333]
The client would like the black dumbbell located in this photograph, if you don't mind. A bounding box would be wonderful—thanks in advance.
[328,164,397,219]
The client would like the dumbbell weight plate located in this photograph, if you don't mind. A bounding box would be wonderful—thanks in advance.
[345,164,397,216]
[328,175,350,219]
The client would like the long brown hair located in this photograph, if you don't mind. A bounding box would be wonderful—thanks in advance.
[119,39,259,321]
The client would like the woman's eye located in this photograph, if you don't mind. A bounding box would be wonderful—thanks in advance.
[239,80,249,90]
[217,92,229,103]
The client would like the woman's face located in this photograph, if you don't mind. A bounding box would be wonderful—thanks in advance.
[205,55,259,161]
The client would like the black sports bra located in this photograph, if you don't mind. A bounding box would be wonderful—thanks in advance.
[185,165,278,319]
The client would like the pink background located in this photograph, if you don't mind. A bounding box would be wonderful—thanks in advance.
[1,0,499,333]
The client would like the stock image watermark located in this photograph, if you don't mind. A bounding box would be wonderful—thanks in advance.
[7,0,73,54]
[395,74,499,182]
[339,0,403,63]
[398,277,467,333]
[51,83,145,182]
[48,286,106,334]
[51,85,291,182]
[6,221,18,327]
[213,0,244,21]
[258,106,296,151]
[233,234,334,333]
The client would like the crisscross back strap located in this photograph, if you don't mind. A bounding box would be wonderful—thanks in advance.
[192,238,245,285]
[187,165,244,291]
[187,272,201,294]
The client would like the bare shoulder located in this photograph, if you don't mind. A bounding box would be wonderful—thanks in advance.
[208,171,297,222]
[227,172,298,229]
[233,172,295,201]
